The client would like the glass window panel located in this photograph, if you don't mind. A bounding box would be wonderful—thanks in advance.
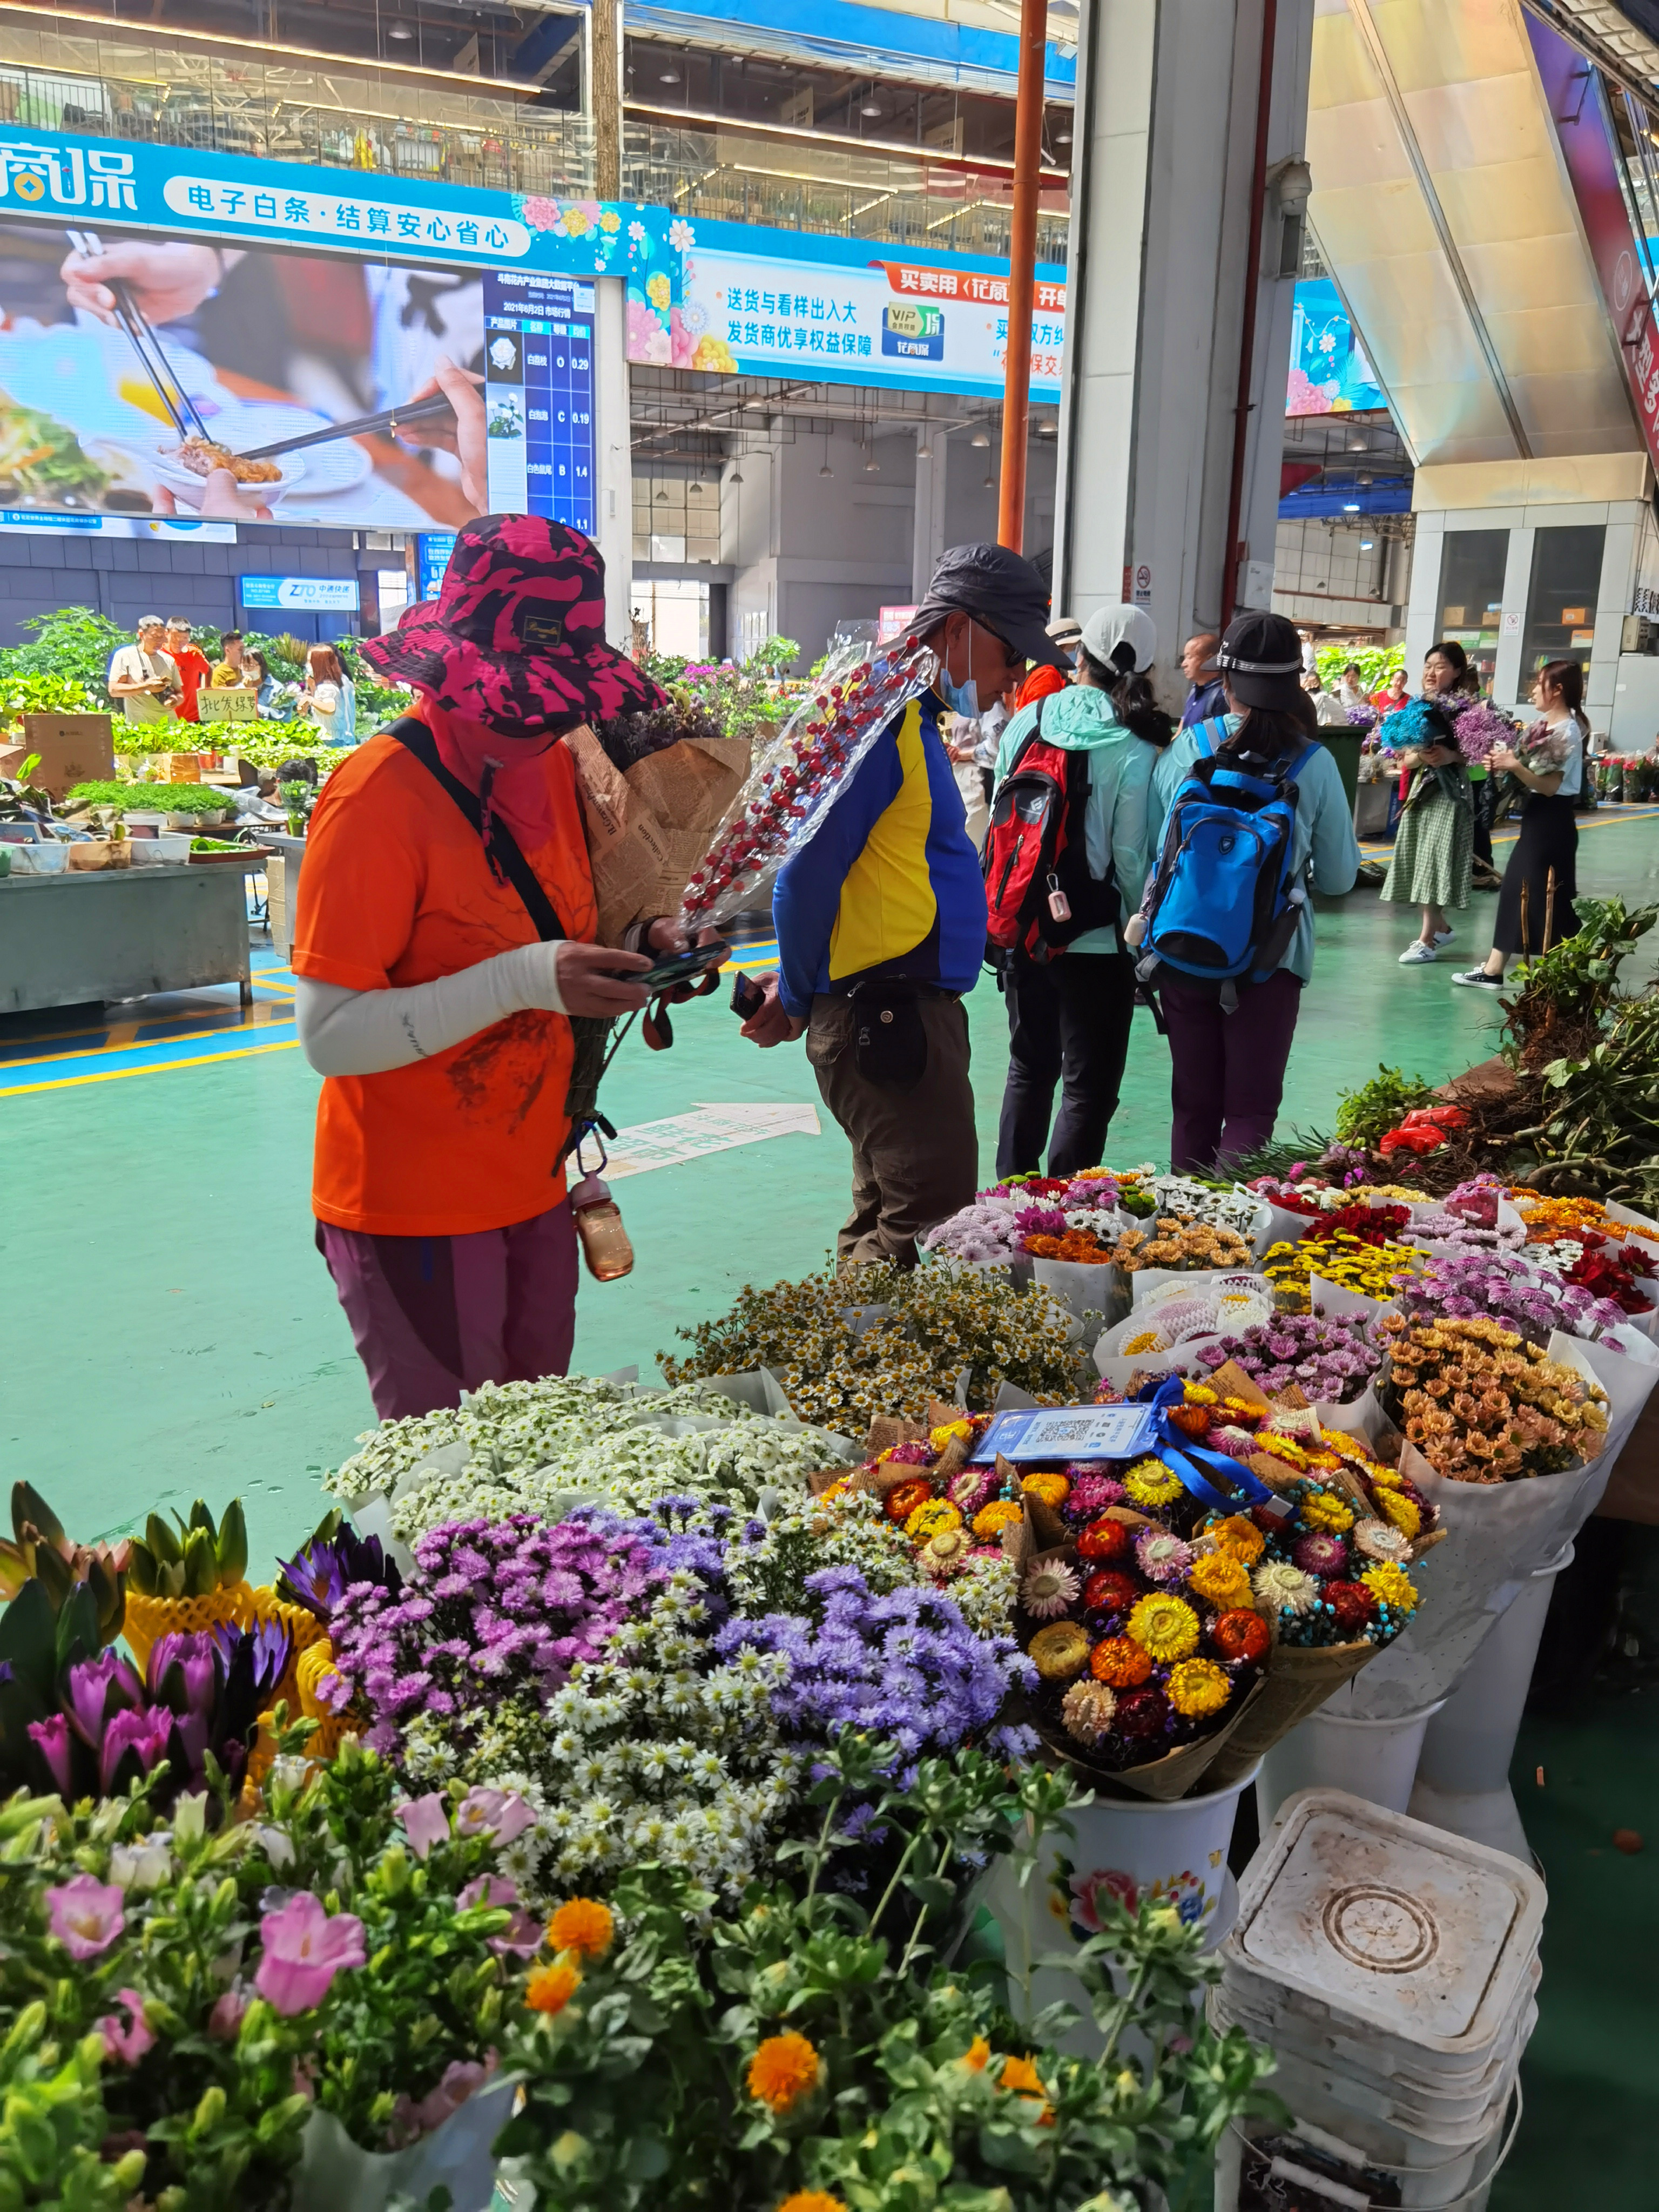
[1435,528,1508,694]
[1521,525,1606,686]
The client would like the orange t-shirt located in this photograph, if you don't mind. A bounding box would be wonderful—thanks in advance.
[291,730,598,1237]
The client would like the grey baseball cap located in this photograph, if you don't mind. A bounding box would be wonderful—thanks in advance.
[907,542,1071,670]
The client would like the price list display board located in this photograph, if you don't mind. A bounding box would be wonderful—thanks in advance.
[482,270,596,531]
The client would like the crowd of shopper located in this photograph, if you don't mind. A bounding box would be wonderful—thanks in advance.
[280,512,1603,1417]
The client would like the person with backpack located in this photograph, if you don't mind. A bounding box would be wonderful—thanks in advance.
[987,604,1158,1177]
[741,542,1066,1264]
[1134,611,1361,1172]
[289,515,692,1419]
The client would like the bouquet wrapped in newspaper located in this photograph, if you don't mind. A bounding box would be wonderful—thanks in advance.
[679,637,937,929]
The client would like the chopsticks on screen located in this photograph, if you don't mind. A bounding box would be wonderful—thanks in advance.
[66,227,211,443]
[235,392,456,461]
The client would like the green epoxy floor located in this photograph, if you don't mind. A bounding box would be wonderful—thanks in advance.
[4,810,1659,2204]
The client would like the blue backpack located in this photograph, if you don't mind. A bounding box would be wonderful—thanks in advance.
[1135,720,1322,1002]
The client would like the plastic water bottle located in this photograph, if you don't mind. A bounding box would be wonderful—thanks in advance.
[570,1172,634,1281]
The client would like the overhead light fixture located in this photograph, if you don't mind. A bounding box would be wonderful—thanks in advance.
[659,67,680,82]
[916,440,933,460]
[690,481,703,494]
[1347,432,1367,450]
[655,488,669,502]
[387,20,414,36]
[861,101,882,117]
[864,455,880,473]
[730,468,744,484]
[1055,128,1072,144]
[820,461,833,478]
[1342,502,1360,512]
[983,473,995,490]
[1035,419,1057,437]
[1360,539,1375,550]
[1358,472,1374,486]
[970,428,990,448]
[743,397,765,410]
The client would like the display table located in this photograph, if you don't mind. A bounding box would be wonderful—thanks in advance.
[0,865,253,1014]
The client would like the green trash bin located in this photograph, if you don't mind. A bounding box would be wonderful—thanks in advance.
[1316,730,1361,822]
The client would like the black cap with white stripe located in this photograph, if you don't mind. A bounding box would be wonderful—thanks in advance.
[1215,611,1306,711]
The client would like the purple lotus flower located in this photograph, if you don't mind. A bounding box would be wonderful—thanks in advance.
[100,1705,175,1797]
[277,1522,403,1622]
[63,1650,143,1746]
[27,1714,75,1793]
[149,1632,220,1717]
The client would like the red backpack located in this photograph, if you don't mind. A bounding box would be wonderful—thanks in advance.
[982,698,1120,962]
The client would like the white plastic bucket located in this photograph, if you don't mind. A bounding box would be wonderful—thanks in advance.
[1415,1543,1573,1802]
[1256,1695,1447,1830]
[980,1764,1256,2053]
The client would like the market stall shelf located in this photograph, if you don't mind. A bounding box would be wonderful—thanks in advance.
[0,865,254,1014]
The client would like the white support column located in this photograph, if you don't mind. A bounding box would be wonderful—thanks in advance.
[1054,0,1314,697]
[593,274,632,649]
[912,420,949,603]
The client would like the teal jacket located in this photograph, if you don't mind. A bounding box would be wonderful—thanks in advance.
[993,685,1155,954]
[1147,718,1361,983]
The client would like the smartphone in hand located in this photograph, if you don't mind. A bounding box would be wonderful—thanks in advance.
[730,970,765,1020]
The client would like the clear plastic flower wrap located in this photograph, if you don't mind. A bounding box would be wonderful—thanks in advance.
[680,637,938,928]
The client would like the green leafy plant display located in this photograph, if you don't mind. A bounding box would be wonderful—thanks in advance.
[1314,642,1403,695]
[498,1736,1281,2212]
[64,781,231,818]
[1333,1064,1438,1148]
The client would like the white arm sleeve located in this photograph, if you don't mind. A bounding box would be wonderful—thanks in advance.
[294,943,568,1077]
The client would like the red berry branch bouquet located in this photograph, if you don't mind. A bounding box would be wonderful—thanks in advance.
[680,639,938,928]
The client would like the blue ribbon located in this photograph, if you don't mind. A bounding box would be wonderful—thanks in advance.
[1140,1376,1278,1516]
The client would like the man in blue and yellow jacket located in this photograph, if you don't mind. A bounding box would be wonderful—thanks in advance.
[743,543,1069,1265]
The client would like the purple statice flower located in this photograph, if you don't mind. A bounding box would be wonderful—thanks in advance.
[1447,701,1513,766]
[1346,704,1378,732]
[714,1569,1035,1763]
[330,1516,663,1755]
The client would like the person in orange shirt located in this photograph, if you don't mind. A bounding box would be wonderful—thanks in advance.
[291,515,682,1419]
[165,619,213,723]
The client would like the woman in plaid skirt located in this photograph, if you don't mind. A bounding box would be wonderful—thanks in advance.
[1379,697,1473,965]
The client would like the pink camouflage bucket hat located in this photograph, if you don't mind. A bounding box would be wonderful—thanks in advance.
[358,514,665,734]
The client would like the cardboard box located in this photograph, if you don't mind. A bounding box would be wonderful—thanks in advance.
[16,713,116,800]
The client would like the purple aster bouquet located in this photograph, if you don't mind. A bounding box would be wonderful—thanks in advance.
[1189,1311,1382,1403]
[1393,1252,1626,1346]
[714,1563,1035,1765]
[328,1514,663,1757]
[1346,703,1378,732]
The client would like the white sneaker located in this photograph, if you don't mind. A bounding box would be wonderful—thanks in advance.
[1399,940,1440,964]
[1433,925,1455,944]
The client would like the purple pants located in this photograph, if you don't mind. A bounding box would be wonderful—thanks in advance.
[1161,969,1303,1173]
[317,1199,578,1420]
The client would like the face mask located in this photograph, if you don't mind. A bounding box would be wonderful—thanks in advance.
[938,666,981,719]
[938,622,981,719]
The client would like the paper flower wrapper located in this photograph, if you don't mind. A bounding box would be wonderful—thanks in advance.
[679,637,937,929]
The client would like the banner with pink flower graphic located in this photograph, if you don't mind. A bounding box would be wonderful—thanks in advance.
[626,213,1067,399]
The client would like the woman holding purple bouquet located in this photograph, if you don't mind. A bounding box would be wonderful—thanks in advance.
[1453,658,1587,988]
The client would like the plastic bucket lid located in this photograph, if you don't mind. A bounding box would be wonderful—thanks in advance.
[1223,1790,1546,2067]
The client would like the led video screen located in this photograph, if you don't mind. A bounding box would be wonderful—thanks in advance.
[0,217,594,530]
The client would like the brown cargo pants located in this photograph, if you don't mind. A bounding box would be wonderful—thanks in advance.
[805,990,980,1266]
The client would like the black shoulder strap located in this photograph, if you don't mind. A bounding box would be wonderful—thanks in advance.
[387,716,566,944]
